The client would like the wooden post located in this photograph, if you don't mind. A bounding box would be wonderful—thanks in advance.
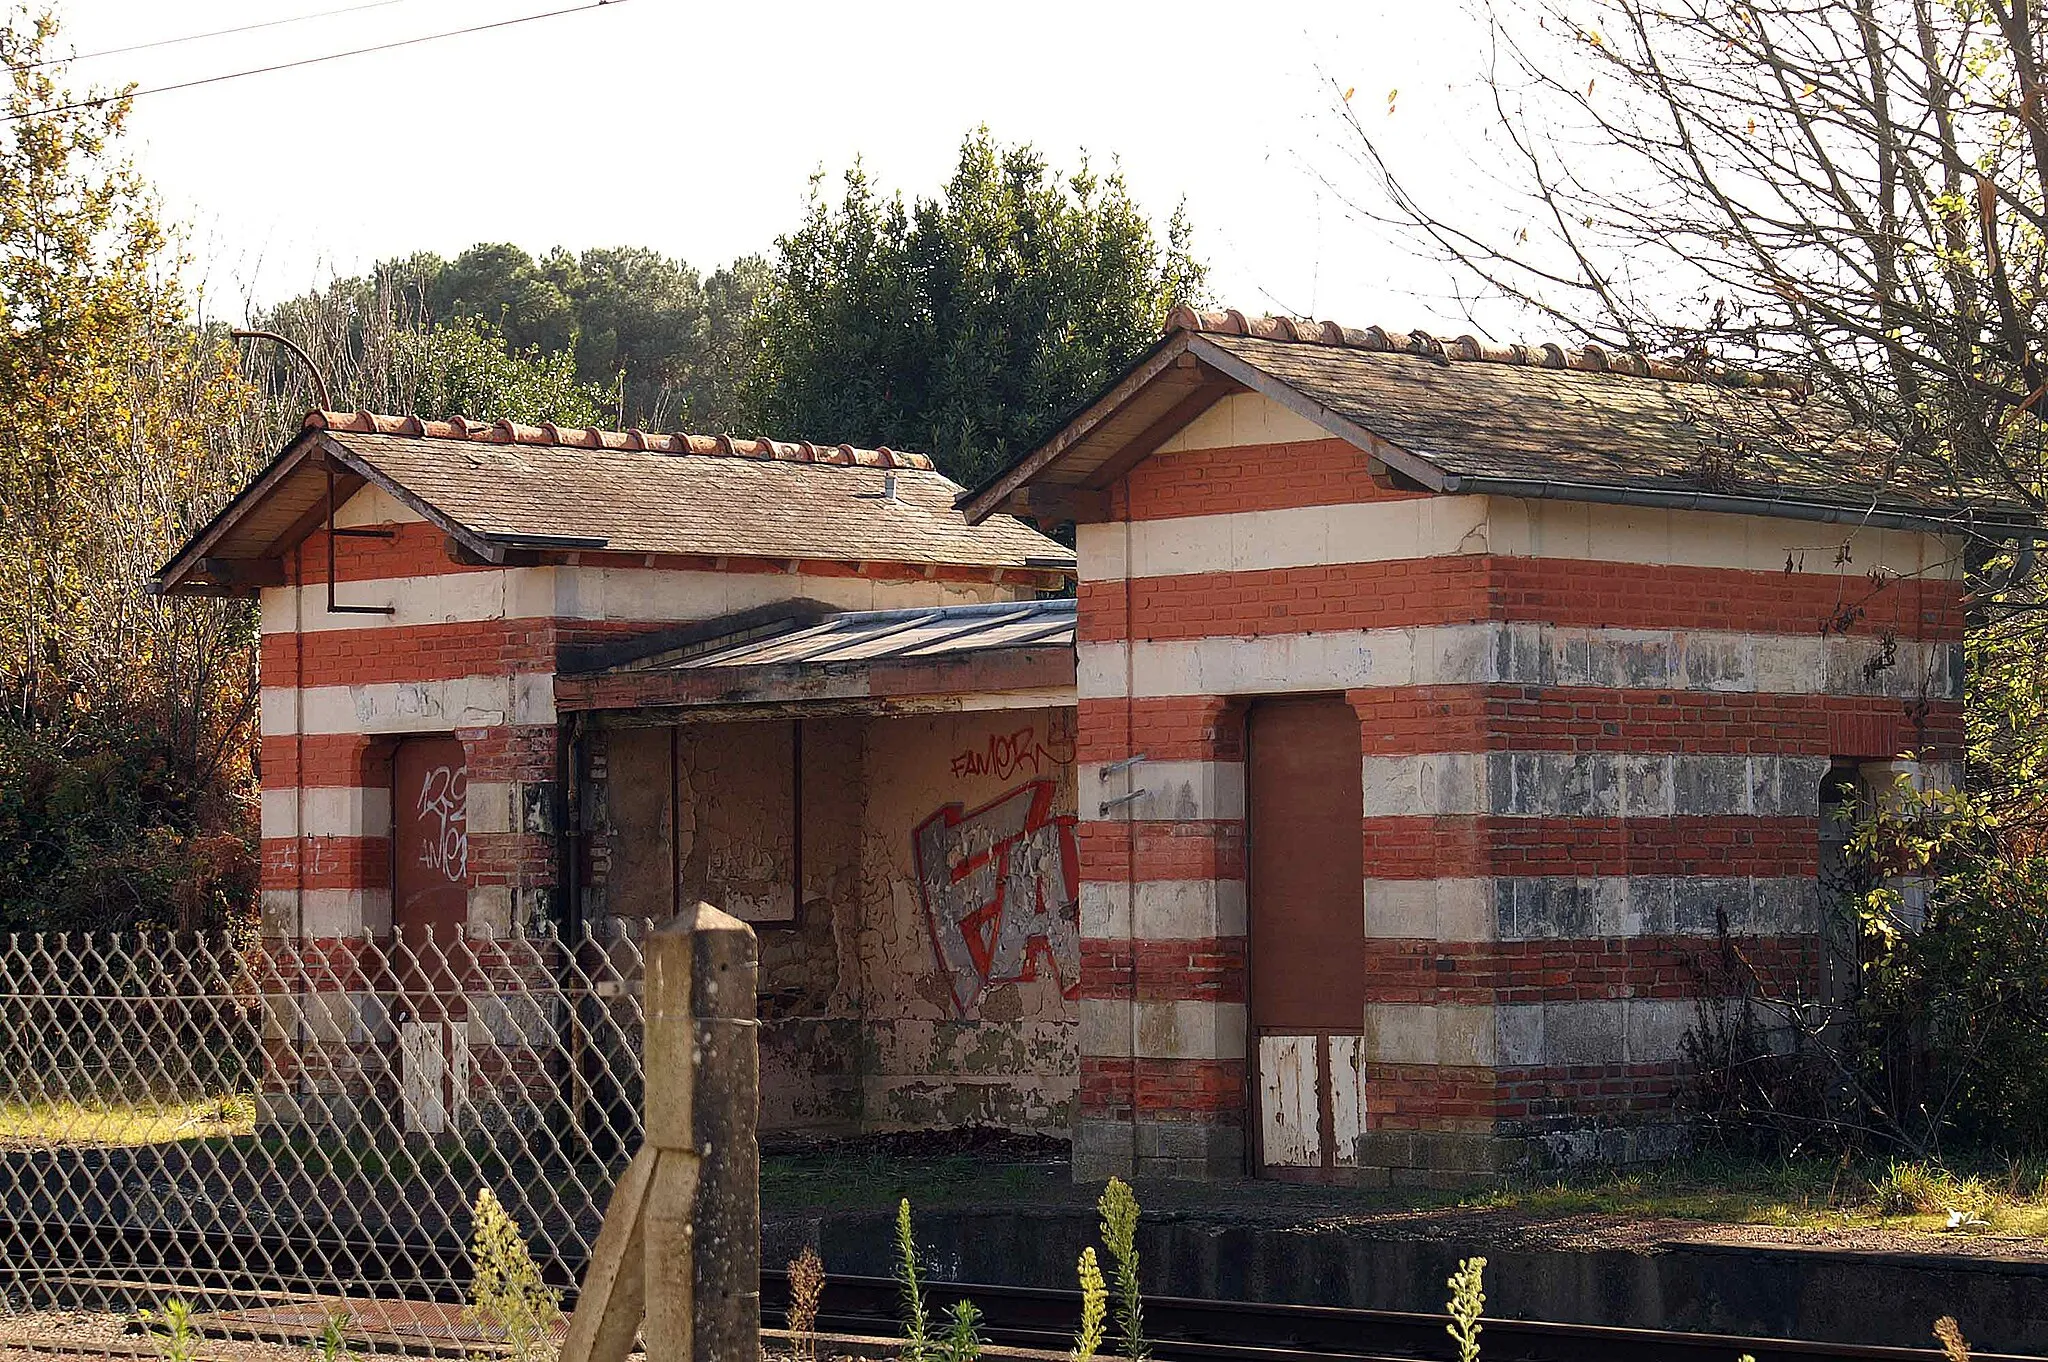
[562,903,759,1362]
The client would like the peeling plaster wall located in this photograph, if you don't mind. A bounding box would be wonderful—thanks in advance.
[587,707,1079,1138]
[857,710,1079,1135]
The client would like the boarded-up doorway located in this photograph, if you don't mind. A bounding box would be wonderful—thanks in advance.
[1248,696,1365,1180]
[392,736,471,1133]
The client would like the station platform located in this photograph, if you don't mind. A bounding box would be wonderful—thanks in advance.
[760,1141,2048,1356]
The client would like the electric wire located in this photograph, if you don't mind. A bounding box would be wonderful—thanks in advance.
[9,0,413,72]
[1,0,626,123]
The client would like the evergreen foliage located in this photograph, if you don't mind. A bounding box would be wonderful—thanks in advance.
[743,128,1205,488]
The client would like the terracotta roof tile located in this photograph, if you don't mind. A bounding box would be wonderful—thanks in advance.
[1166,306,1805,393]
[304,409,934,468]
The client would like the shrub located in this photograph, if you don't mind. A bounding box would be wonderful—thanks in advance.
[787,1245,825,1362]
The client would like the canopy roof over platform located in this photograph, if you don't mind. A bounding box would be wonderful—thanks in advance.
[554,598,1077,719]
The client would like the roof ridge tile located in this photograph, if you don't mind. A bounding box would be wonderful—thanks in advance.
[303,409,937,470]
[1166,305,1806,395]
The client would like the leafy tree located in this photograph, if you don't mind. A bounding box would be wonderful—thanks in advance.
[403,316,603,426]
[0,9,261,930]
[555,245,706,427]
[262,243,762,430]
[247,265,603,433]
[740,128,1206,486]
[693,253,770,429]
[428,242,576,358]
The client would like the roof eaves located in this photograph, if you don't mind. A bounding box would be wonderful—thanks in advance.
[1440,470,2027,536]
[153,432,320,594]
[958,330,1194,523]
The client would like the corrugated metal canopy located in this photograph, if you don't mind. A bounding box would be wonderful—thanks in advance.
[553,598,1078,715]
[626,599,1075,672]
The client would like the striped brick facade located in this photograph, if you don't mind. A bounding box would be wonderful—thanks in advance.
[1071,391,1966,1182]
[255,481,1041,1128]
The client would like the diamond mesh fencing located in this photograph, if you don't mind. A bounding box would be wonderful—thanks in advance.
[0,925,650,1347]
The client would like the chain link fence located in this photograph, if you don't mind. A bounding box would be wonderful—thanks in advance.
[0,925,650,1346]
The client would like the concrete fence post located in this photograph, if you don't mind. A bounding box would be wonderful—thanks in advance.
[563,902,760,1362]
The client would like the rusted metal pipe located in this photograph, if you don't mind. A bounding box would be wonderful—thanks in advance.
[230,328,332,412]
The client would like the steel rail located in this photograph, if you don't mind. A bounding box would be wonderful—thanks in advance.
[761,1269,2048,1362]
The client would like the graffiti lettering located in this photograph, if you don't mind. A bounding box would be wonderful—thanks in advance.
[949,725,1075,782]
[265,836,341,877]
[414,764,468,884]
[912,779,1081,1016]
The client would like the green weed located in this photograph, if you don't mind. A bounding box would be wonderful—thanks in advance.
[1072,1246,1107,1361]
[1446,1256,1485,1362]
[464,1187,562,1362]
[1097,1177,1147,1361]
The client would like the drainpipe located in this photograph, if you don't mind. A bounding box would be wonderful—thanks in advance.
[293,542,309,1100]
[1122,514,1140,1169]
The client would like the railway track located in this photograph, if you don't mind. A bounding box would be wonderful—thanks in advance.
[773,1267,2036,1362]
[0,1218,2035,1362]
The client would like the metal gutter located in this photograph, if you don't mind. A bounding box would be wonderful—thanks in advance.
[1439,471,2036,537]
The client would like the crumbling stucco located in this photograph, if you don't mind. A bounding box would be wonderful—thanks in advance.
[586,707,1079,1137]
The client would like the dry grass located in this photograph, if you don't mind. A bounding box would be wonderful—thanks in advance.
[1471,1153,2048,1237]
[0,1090,255,1147]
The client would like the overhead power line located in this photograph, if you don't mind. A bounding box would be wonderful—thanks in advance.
[2,0,627,124]
[11,0,414,73]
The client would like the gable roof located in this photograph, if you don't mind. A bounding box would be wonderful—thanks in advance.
[157,411,1075,595]
[960,307,2022,535]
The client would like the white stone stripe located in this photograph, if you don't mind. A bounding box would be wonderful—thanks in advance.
[1077,759,1244,823]
[1079,999,1247,1061]
[1360,752,1840,818]
[259,788,392,840]
[1362,876,1823,942]
[259,888,392,938]
[1080,496,1960,582]
[1078,622,1959,701]
[260,675,555,736]
[259,567,1009,635]
[1079,879,1247,940]
[1361,997,1697,1068]
[1076,498,1489,581]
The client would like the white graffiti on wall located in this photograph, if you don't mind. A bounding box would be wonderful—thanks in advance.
[414,764,469,884]
[912,779,1081,1016]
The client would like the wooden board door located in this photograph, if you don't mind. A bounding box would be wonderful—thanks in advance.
[1248,696,1366,1180]
[392,736,470,1133]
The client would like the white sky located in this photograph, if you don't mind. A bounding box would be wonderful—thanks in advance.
[52,0,1501,326]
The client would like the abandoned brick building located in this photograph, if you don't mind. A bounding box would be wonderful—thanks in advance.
[157,306,1970,1183]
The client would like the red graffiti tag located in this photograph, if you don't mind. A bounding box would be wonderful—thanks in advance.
[949,725,1075,782]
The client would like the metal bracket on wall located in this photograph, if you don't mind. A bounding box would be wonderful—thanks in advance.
[1098,753,1148,782]
[1098,787,1148,818]
[325,459,396,616]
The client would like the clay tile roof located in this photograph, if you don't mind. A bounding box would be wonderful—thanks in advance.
[1158,306,1979,515]
[961,305,2014,527]
[158,411,1071,592]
